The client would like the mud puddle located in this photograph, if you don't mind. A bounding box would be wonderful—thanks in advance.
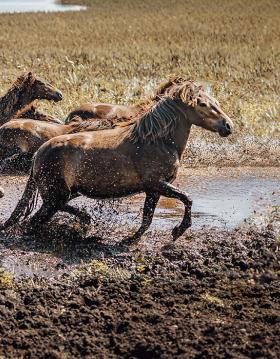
[0,167,279,278]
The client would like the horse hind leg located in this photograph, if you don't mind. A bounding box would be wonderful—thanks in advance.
[27,202,60,234]
[121,191,160,245]
[27,184,71,233]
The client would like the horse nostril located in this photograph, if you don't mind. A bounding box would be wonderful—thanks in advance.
[55,91,63,101]
[225,122,231,131]
[222,119,231,131]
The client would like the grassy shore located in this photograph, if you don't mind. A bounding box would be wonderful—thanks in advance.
[0,0,279,140]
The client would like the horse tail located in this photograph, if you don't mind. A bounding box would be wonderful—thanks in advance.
[3,165,39,229]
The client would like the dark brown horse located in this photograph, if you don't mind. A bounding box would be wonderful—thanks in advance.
[0,71,62,126]
[3,80,233,242]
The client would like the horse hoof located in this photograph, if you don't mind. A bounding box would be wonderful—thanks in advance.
[24,224,38,236]
[0,187,4,198]
[120,235,140,246]
[172,224,190,240]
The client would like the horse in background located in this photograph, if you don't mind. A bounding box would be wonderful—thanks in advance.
[3,79,233,242]
[18,103,62,124]
[0,116,85,172]
[0,71,62,126]
[64,76,185,124]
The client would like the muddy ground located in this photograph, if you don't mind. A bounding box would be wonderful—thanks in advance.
[0,167,279,358]
[0,226,279,359]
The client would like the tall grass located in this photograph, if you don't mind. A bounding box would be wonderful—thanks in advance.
[0,0,279,138]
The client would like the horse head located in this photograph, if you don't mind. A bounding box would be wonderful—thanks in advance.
[17,71,63,103]
[177,82,233,137]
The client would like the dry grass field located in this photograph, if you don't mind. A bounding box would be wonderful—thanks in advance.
[0,0,279,140]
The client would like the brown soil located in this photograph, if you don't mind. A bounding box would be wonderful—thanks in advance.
[0,225,279,359]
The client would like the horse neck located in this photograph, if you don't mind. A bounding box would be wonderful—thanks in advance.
[171,115,192,159]
[130,97,192,158]
[0,84,31,125]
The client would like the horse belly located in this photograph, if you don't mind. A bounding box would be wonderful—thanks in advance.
[75,152,142,198]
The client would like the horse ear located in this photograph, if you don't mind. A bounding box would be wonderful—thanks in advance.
[26,71,34,83]
[187,85,198,107]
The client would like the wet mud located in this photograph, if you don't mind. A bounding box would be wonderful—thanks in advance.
[0,166,279,358]
[0,226,279,358]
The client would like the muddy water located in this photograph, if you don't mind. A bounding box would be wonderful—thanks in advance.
[0,167,279,278]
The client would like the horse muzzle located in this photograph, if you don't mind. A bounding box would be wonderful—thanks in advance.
[53,91,63,102]
[218,117,233,137]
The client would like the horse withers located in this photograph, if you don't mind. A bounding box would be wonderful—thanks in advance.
[3,79,233,242]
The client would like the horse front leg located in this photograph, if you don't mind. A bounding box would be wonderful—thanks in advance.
[156,181,192,240]
[122,191,160,245]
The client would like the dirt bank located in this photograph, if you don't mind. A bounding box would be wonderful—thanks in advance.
[0,225,279,359]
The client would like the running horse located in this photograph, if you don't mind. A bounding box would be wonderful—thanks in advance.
[0,116,88,172]
[3,80,233,242]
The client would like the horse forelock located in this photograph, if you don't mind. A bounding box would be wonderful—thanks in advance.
[162,80,202,103]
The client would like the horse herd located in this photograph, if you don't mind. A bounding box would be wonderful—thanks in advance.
[0,72,233,243]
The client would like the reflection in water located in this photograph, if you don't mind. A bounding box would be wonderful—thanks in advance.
[0,0,86,13]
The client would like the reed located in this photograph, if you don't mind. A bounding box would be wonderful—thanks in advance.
[0,0,279,138]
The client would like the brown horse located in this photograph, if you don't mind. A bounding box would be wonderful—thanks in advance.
[0,117,84,172]
[64,76,185,124]
[3,80,233,242]
[65,102,141,124]
[0,71,62,126]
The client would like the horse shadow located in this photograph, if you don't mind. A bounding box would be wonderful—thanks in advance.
[0,217,137,268]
